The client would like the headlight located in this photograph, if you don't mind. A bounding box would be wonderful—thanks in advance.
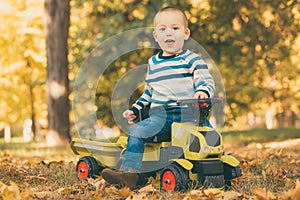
[204,146,213,153]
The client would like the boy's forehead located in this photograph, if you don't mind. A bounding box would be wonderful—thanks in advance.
[154,10,187,27]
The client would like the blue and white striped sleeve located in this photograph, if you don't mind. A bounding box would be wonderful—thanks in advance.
[192,59,215,98]
[131,83,152,116]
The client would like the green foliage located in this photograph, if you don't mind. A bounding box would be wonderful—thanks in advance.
[1,0,299,134]
[203,0,300,125]
[70,0,300,129]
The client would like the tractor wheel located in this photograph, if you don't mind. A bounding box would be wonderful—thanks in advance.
[160,163,189,192]
[76,156,103,179]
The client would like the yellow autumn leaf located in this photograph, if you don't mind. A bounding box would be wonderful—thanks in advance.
[217,191,243,200]
[34,191,58,199]
[57,187,73,195]
[20,189,35,200]
[0,181,5,193]
[87,178,106,191]
[1,181,21,200]
[138,184,158,193]
[290,180,300,200]
[131,192,152,200]
[183,193,203,200]
[254,187,277,200]
[105,186,132,197]
[284,178,294,188]
[118,187,132,197]
[203,187,223,196]
[147,172,160,189]
[187,188,223,199]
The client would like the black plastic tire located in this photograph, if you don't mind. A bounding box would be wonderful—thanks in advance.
[202,175,225,188]
[160,163,189,192]
[76,156,103,179]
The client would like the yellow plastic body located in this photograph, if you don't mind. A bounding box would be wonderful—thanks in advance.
[116,136,170,161]
[220,155,240,167]
[170,159,193,170]
[70,137,123,168]
[171,122,224,160]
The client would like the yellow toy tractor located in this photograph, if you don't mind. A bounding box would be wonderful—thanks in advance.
[70,98,242,191]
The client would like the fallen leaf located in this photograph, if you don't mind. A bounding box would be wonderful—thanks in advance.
[147,172,160,189]
[138,184,158,193]
[216,190,243,200]
[34,191,58,199]
[105,186,132,198]
[254,187,277,200]
[131,193,151,200]
[20,189,35,200]
[1,181,21,200]
[119,187,133,198]
[290,180,300,199]
[87,177,106,191]
[203,188,223,196]
[57,187,73,195]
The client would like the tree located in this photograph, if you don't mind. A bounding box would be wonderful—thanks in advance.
[202,0,300,128]
[70,0,300,130]
[44,0,71,146]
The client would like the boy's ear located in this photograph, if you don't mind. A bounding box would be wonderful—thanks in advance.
[184,28,191,40]
[153,30,158,42]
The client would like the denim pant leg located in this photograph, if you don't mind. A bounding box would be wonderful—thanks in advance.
[122,107,171,172]
[121,135,144,172]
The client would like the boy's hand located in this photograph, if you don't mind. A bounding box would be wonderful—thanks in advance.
[194,91,208,99]
[123,110,137,124]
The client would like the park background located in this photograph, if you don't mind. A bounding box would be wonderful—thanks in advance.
[0,0,299,199]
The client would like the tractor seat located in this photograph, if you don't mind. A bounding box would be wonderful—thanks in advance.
[143,133,171,143]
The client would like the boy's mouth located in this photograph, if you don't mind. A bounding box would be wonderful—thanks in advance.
[165,39,175,45]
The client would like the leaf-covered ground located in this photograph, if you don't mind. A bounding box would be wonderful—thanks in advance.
[0,132,299,200]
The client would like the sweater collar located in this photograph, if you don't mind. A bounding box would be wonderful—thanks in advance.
[158,49,188,59]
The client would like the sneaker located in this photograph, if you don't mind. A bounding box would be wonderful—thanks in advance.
[102,168,139,189]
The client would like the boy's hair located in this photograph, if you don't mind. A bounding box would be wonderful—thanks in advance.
[154,6,189,27]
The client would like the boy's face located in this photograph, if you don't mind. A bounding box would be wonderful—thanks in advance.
[153,10,190,56]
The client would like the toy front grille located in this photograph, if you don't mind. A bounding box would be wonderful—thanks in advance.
[199,131,221,147]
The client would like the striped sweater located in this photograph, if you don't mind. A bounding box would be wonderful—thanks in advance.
[132,49,215,113]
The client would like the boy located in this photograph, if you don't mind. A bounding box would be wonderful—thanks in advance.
[102,6,215,189]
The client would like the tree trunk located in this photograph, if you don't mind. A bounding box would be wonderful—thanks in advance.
[44,0,71,146]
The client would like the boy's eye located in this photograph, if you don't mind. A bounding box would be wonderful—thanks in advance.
[156,27,180,32]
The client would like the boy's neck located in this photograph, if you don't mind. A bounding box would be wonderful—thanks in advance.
[159,49,187,59]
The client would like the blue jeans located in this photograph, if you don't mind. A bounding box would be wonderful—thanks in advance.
[122,106,196,172]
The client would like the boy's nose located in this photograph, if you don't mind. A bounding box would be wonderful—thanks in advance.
[165,28,173,35]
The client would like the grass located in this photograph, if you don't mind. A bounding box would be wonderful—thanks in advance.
[222,127,300,145]
[0,137,74,160]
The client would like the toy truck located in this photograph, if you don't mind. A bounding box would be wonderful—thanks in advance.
[70,98,242,191]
